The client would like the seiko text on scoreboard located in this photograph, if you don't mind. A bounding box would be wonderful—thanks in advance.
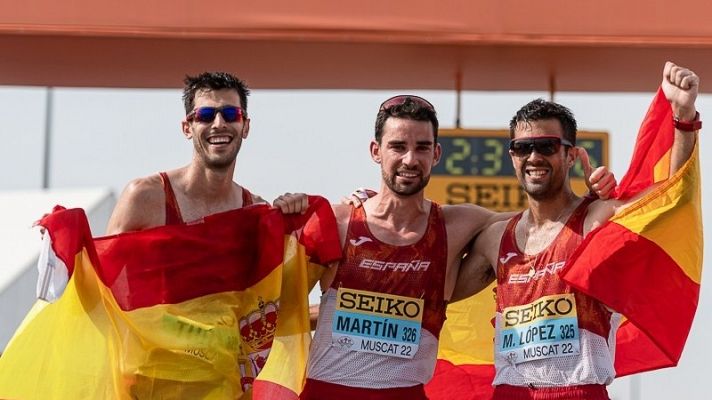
[426,129,609,211]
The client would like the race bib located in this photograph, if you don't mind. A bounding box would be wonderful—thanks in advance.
[498,293,580,364]
[332,288,423,359]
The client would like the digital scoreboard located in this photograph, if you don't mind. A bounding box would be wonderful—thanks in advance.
[426,129,609,211]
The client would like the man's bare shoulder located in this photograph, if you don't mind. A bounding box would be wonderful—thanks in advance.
[106,174,166,235]
[331,203,352,225]
[249,192,268,205]
[124,175,164,201]
[329,203,353,248]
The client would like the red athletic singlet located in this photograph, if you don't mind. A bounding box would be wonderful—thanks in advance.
[492,197,618,400]
[302,203,447,400]
[159,171,253,225]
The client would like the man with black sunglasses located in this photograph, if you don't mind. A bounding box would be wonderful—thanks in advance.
[286,93,615,400]
[452,61,700,400]
[107,72,263,234]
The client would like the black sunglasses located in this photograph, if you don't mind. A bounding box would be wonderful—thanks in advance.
[509,136,573,157]
[187,106,245,123]
[379,95,435,112]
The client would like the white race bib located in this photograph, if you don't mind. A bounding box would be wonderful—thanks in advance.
[498,293,581,364]
[331,288,424,359]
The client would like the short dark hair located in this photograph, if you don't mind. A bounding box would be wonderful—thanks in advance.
[182,72,251,114]
[374,97,439,143]
[509,99,577,145]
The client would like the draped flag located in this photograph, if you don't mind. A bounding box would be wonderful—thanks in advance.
[563,88,703,376]
[0,197,340,399]
[427,87,702,398]
[425,284,496,400]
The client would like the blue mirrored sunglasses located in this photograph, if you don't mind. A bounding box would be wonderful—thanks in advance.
[187,106,244,123]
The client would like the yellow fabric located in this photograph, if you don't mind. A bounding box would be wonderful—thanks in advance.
[437,282,496,365]
[652,148,671,183]
[255,235,326,395]
[121,268,284,399]
[0,249,121,399]
[612,146,702,283]
[0,236,321,400]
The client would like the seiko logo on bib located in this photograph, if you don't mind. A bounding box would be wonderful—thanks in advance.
[332,288,425,359]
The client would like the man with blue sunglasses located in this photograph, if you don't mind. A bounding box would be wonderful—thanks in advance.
[104,72,269,394]
[107,71,263,234]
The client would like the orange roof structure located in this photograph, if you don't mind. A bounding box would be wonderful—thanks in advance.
[2,0,711,91]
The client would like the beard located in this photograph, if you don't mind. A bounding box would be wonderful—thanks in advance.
[195,136,242,171]
[519,162,565,201]
[382,168,430,196]
[522,178,565,201]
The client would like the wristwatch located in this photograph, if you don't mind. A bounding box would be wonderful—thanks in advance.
[673,111,702,132]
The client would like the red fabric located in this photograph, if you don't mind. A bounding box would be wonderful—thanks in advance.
[39,206,95,278]
[564,223,698,376]
[253,380,299,400]
[242,186,254,206]
[425,360,495,400]
[159,171,184,225]
[300,379,427,400]
[492,384,609,400]
[40,196,341,312]
[562,86,700,376]
[613,319,675,376]
[613,88,672,199]
[93,205,284,310]
[285,196,342,266]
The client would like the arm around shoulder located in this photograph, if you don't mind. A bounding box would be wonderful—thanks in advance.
[450,219,509,303]
[442,203,502,240]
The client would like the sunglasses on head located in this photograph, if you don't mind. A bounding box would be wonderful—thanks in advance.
[379,95,435,112]
[509,136,573,157]
[187,106,245,123]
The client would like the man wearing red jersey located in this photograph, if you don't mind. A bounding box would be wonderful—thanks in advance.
[454,61,699,400]
[284,94,614,400]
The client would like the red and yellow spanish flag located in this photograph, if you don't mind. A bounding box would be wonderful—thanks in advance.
[0,197,340,399]
[425,284,496,400]
[563,88,703,376]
